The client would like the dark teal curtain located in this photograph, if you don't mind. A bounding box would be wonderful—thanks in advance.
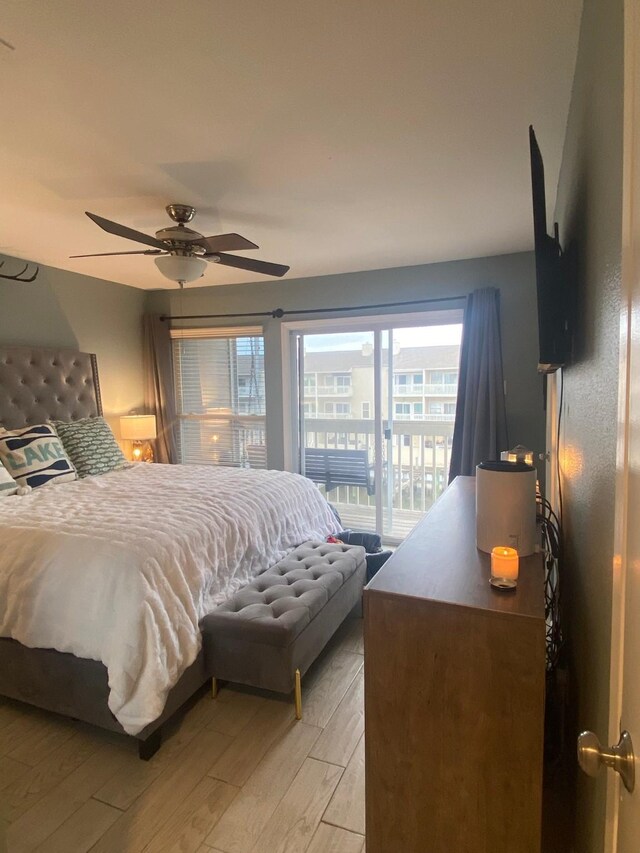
[449,288,508,481]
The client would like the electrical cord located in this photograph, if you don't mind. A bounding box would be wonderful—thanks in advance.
[537,492,563,672]
[556,367,564,525]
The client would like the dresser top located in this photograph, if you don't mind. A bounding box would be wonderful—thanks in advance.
[366,476,544,621]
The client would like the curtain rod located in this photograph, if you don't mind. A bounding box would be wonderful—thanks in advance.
[160,294,466,322]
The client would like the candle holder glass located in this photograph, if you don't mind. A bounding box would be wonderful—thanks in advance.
[490,546,519,590]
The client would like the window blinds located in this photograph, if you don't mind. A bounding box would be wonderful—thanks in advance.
[171,328,266,468]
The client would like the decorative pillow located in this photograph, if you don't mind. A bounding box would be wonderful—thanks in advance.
[0,460,19,497]
[0,424,77,489]
[54,416,128,478]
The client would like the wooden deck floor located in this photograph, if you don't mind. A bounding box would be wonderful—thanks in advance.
[333,501,425,540]
[0,618,366,853]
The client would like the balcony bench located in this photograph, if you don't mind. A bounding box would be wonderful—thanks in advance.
[303,447,375,495]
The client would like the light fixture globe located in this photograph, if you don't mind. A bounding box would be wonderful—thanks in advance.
[154,254,207,284]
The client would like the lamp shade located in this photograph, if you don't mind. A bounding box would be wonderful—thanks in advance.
[120,414,157,441]
[154,254,207,283]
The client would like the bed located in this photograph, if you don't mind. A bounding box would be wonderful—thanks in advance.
[0,344,339,757]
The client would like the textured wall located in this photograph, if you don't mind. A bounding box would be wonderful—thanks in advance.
[147,251,545,470]
[0,253,146,435]
[551,0,624,849]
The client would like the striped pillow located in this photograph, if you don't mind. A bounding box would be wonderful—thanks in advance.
[0,424,77,489]
[54,417,128,478]
[0,461,18,497]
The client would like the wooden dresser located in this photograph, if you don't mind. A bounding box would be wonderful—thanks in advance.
[364,476,545,853]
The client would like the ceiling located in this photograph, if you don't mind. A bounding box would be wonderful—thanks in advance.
[0,0,582,290]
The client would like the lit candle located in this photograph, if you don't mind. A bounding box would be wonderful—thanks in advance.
[491,546,519,581]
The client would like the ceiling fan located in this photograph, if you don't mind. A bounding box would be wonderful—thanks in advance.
[71,203,290,285]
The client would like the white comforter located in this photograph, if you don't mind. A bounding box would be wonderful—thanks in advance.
[0,463,339,734]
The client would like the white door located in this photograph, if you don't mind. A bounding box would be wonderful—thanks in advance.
[583,2,640,849]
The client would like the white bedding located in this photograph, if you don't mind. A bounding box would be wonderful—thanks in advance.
[0,463,339,735]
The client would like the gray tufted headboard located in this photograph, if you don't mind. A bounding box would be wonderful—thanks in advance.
[0,345,102,430]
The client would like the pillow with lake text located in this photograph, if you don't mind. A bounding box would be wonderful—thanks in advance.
[53,416,128,478]
[0,424,77,489]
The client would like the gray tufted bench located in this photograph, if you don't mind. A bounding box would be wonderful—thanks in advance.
[200,541,366,717]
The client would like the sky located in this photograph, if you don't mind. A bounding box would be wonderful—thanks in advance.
[304,324,462,352]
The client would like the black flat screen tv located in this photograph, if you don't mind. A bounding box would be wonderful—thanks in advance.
[529,125,571,373]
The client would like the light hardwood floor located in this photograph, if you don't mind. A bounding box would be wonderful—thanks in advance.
[0,617,366,853]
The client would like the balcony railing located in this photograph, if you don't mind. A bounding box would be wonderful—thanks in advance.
[316,385,353,396]
[301,417,454,539]
[423,383,458,395]
[394,413,455,422]
[394,384,424,395]
[393,383,457,396]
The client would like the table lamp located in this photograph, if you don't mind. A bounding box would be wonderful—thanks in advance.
[120,414,157,463]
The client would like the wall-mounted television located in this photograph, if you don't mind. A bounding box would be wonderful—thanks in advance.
[529,125,572,374]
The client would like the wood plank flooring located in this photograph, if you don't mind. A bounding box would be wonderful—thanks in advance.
[0,616,366,853]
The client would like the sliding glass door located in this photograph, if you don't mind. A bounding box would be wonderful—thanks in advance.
[292,312,463,542]
[300,330,380,531]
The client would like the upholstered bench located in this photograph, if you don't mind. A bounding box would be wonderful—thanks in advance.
[200,541,366,717]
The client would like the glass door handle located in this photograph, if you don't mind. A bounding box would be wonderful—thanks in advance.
[577,730,635,793]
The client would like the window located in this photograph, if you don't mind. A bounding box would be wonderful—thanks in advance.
[395,372,421,384]
[429,402,444,414]
[430,370,458,386]
[395,403,411,418]
[324,402,351,417]
[304,374,316,391]
[414,402,423,416]
[444,402,456,414]
[172,327,266,468]
[394,372,423,393]
[318,372,351,394]
[362,402,371,418]
[303,402,317,417]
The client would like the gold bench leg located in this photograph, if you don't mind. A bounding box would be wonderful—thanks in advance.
[211,677,219,700]
[294,669,302,720]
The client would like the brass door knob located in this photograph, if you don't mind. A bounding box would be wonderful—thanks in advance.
[577,730,635,793]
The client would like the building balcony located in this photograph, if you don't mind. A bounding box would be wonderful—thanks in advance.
[316,385,353,396]
[393,383,457,396]
[394,385,424,396]
[423,383,458,395]
[394,413,455,422]
[299,416,455,540]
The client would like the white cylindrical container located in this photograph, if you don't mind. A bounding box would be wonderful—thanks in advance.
[476,461,537,556]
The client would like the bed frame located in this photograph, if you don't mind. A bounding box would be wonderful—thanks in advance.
[0,345,207,759]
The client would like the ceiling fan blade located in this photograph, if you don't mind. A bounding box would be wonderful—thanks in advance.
[85,211,168,251]
[199,233,259,253]
[214,253,290,278]
[69,249,166,258]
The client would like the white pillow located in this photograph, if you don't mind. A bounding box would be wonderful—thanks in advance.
[0,424,76,490]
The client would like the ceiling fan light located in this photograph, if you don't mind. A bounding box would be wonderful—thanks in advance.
[154,254,207,284]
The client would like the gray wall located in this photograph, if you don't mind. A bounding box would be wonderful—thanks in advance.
[147,250,545,471]
[552,0,624,850]
[0,253,146,435]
